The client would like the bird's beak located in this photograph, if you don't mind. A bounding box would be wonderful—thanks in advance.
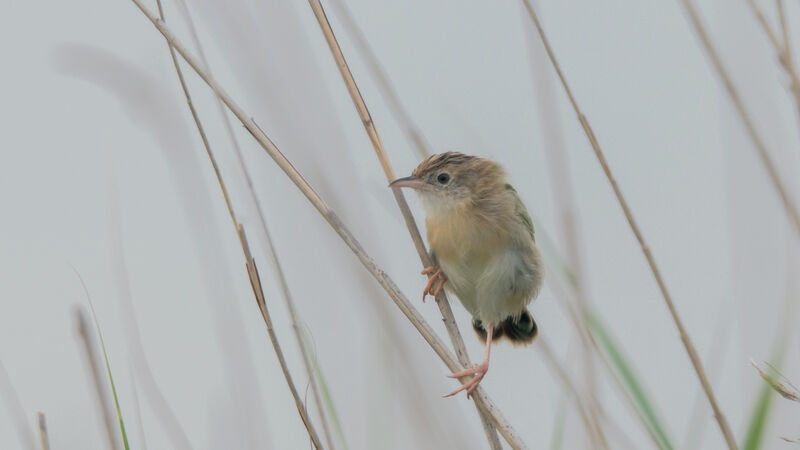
[389,176,425,190]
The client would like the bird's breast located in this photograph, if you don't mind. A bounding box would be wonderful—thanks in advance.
[426,211,505,263]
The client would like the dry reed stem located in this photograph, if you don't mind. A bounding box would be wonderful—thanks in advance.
[538,338,609,449]
[152,1,328,446]
[156,1,335,447]
[74,308,122,450]
[746,0,800,121]
[304,1,502,448]
[124,3,526,447]
[542,257,665,449]
[37,412,50,450]
[326,0,430,160]
[258,223,338,450]
[776,0,791,58]
[681,0,800,238]
[238,226,324,449]
[0,361,36,450]
[523,10,606,446]
[521,1,738,448]
[167,0,335,449]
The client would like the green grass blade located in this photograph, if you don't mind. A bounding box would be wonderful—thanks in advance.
[742,381,776,450]
[586,312,675,450]
[90,310,130,450]
[75,269,130,450]
[301,326,349,450]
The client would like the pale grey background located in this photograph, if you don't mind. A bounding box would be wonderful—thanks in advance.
[1,0,799,448]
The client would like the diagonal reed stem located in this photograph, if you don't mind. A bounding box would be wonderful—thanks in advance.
[537,338,608,448]
[522,9,607,447]
[326,0,430,160]
[151,1,325,447]
[305,0,502,448]
[681,0,800,237]
[123,1,527,447]
[520,1,738,448]
[238,226,324,449]
[158,0,337,447]
[746,0,800,126]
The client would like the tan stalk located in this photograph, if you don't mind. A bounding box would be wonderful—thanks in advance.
[37,413,50,450]
[326,0,430,159]
[238,226,324,449]
[304,0,502,448]
[746,0,800,122]
[159,0,337,446]
[523,8,606,447]
[152,1,325,447]
[543,258,670,449]
[520,1,737,448]
[537,338,608,448]
[124,2,527,446]
[681,0,800,236]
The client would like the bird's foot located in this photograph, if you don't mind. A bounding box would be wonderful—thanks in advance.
[421,266,447,302]
[443,361,489,398]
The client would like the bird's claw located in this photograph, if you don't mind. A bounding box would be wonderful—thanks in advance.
[444,362,489,398]
[421,266,447,302]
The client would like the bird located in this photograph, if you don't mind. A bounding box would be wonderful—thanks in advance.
[390,152,543,397]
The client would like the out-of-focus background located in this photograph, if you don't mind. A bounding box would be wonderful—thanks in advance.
[1,0,799,448]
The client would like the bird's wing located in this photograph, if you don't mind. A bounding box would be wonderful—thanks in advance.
[505,183,535,241]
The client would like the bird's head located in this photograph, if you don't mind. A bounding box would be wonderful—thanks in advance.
[390,152,506,217]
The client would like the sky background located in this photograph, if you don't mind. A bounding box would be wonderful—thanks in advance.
[1,0,799,448]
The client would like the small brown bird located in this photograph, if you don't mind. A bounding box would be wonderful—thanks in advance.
[390,152,543,397]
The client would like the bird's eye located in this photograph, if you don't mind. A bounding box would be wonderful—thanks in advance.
[437,173,451,184]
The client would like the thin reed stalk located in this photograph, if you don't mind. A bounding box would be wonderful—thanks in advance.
[165,1,338,447]
[238,226,324,449]
[520,1,737,448]
[523,8,606,446]
[326,0,430,160]
[74,308,122,450]
[746,0,800,121]
[37,413,50,450]
[747,0,800,118]
[304,1,501,448]
[152,1,327,447]
[541,254,669,450]
[537,338,608,448]
[0,361,36,450]
[680,0,800,238]
[123,3,527,446]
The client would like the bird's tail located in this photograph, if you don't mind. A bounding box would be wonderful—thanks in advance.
[472,309,538,346]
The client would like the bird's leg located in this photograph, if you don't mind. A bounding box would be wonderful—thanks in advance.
[421,266,447,302]
[444,324,493,398]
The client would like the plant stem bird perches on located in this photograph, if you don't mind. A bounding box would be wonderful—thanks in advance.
[124,1,527,447]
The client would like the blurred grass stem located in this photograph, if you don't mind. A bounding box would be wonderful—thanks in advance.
[124,2,527,446]
[37,413,50,450]
[151,2,326,447]
[305,0,502,448]
[521,1,737,448]
[0,361,36,450]
[681,0,800,237]
[156,0,337,447]
[75,308,123,450]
